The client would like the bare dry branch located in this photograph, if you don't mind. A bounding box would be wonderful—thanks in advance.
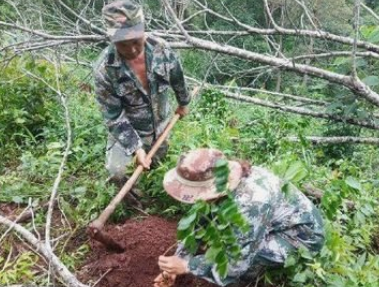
[290,51,379,61]
[352,0,361,79]
[222,90,379,130]
[186,1,379,56]
[179,35,379,107]
[187,76,328,106]
[0,215,89,287]
[44,56,72,254]
[286,136,379,145]
[302,184,355,209]
[260,0,379,54]
[0,21,105,41]
[57,0,106,35]
[361,2,379,22]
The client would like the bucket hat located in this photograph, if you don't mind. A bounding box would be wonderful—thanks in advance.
[163,148,242,203]
[102,0,144,42]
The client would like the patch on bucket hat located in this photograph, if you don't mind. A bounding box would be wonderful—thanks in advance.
[102,0,145,42]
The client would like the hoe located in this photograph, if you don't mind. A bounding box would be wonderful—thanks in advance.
[87,113,180,252]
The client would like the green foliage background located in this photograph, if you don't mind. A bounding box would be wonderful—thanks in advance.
[1,0,379,286]
[1,59,378,286]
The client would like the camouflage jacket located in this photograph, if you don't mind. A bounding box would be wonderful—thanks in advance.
[176,167,324,286]
[93,37,190,155]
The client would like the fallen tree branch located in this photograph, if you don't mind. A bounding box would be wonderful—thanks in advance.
[3,4,379,107]
[0,215,89,287]
[190,0,379,56]
[44,57,72,255]
[0,20,105,41]
[223,90,379,130]
[352,0,361,79]
[57,0,106,35]
[6,200,57,224]
[212,84,327,106]
[262,0,379,54]
[187,36,379,106]
[361,2,379,22]
[290,50,379,61]
[0,203,31,243]
[185,77,379,130]
[302,183,355,209]
[160,1,379,107]
[285,136,379,145]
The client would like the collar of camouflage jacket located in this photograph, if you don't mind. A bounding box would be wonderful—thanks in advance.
[105,40,154,68]
[104,40,156,96]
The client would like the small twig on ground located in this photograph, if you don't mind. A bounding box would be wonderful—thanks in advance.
[92,268,113,287]
[131,206,150,216]
[7,200,57,224]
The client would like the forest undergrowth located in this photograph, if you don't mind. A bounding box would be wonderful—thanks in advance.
[1,57,379,287]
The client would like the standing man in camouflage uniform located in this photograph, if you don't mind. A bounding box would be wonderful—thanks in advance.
[94,0,190,184]
[154,149,324,287]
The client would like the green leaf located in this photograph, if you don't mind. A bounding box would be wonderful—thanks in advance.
[177,212,197,231]
[345,177,361,191]
[205,245,222,262]
[221,204,237,218]
[183,234,198,254]
[362,76,379,87]
[203,225,217,241]
[74,186,87,194]
[298,246,313,260]
[37,65,47,74]
[12,196,24,204]
[211,204,219,213]
[356,252,366,269]
[284,255,297,268]
[367,27,379,43]
[47,142,62,150]
[215,158,228,168]
[293,271,307,283]
[177,228,192,240]
[215,253,229,278]
[194,227,206,239]
[228,244,241,257]
[15,118,26,124]
[284,161,308,183]
[217,222,229,230]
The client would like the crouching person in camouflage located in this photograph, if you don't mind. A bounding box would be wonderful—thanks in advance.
[94,0,190,187]
[154,149,324,287]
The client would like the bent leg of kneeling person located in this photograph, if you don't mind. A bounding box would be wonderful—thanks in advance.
[252,223,324,271]
[105,136,134,183]
[252,233,298,269]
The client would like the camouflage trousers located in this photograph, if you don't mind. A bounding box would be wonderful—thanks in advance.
[105,133,168,180]
[229,224,324,286]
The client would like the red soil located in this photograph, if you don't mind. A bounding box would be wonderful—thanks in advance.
[79,216,218,287]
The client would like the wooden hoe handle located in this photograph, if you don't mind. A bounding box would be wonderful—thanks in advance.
[89,114,181,232]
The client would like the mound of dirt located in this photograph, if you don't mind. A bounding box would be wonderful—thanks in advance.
[79,216,217,287]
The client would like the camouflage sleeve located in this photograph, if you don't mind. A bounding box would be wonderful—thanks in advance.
[94,69,143,155]
[166,48,191,106]
[175,197,272,286]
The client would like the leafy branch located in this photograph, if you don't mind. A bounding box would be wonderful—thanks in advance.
[177,159,249,278]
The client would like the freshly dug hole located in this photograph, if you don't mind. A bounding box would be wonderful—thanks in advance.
[79,216,217,287]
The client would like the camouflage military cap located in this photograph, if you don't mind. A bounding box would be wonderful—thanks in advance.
[163,148,242,204]
[102,0,144,42]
